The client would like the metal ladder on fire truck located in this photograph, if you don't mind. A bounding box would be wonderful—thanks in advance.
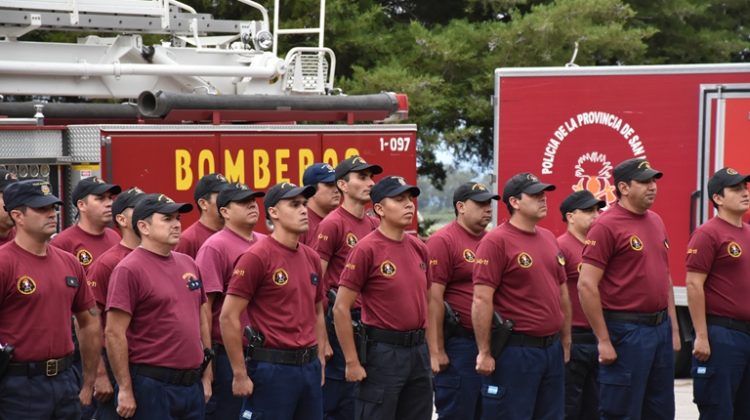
[0,0,335,99]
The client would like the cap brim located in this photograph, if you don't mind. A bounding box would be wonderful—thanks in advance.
[351,163,384,176]
[379,185,421,202]
[157,202,193,214]
[280,185,317,201]
[220,190,265,207]
[632,169,663,181]
[466,191,500,202]
[319,174,336,183]
[26,195,63,208]
[523,183,556,194]
[576,197,607,210]
[90,183,122,196]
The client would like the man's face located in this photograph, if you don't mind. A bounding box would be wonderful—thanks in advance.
[224,198,260,227]
[0,192,13,230]
[374,191,415,229]
[12,205,58,239]
[567,206,600,235]
[458,199,493,231]
[338,171,375,203]
[79,192,115,227]
[620,177,658,211]
[114,208,135,230]
[511,191,548,221]
[310,182,340,212]
[715,182,750,215]
[139,212,182,246]
[199,192,223,225]
[270,195,309,234]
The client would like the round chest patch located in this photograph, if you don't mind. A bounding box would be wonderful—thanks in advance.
[728,242,742,258]
[345,233,358,248]
[380,260,397,277]
[76,249,93,266]
[629,235,644,251]
[517,252,533,269]
[17,276,36,295]
[463,249,476,263]
[272,268,289,286]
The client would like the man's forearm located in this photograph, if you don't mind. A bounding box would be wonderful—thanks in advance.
[687,282,708,339]
[78,319,102,385]
[472,300,493,355]
[579,284,610,343]
[333,305,358,364]
[106,334,132,392]
[315,304,327,360]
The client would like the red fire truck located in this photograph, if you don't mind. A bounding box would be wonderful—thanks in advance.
[0,0,417,231]
[493,63,750,373]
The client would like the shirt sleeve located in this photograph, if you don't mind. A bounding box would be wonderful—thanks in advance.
[106,264,138,315]
[581,222,614,270]
[226,251,265,302]
[314,219,339,261]
[426,234,451,286]
[473,235,505,288]
[686,228,716,274]
[86,258,111,308]
[338,243,372,293]
[195,244,226,295]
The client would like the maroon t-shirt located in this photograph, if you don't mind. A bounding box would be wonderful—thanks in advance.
[426,221,484,331]
[299,208,325,247]
[686,217,750,321]
[106,247,206,369]
[582,202,670,312]
[87,243,133,309]
[339,230,431,331]
[175,221,217,259]
[0,228,15,247]
[51,225,120,271]
[0,242,94,361]
[473,222,566,336]
[315,206,379,291]
[557,231,589,329]
[196,228,264,345]
[227,236,323,349]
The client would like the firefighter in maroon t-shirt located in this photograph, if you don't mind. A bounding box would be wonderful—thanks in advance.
[578,158,680,419]
[299,163,340,247]
[0,169,18,246]
[686,167,750,419]
[0,179,101,419]
[334,176,432,420]
[175,173,230,258]
[472,172,571,420]
[557,190,604,420]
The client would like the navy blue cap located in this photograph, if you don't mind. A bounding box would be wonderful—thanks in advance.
[217,183,265,208]
[132,193,193,230]
[335,156,383,180]
[3,179,63,211]
[371,176,420,204]
[303,163,336,186]
[72,176,121,203]
[112,187,146,218]
[502,172,555,203]
[0,169,18,193]
[264,182,316,220]
[194,173,229,201]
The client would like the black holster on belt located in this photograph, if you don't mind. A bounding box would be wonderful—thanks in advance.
[443,301,462,339]
[0,343,14,379]
[244,326,266,362]
[200,347,215,375]
[490,312,514,358]
[353,320,367,365]
[326,289,337,319]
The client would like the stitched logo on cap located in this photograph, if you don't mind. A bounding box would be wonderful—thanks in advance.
[352,156,366,165]
[394,176,407,186]
[726,168,739,175]
[637,160,651,169]
[471,183,487,191]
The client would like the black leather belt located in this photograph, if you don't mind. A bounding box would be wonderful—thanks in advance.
[131,364,202,386]
[248,346,318,366]
[707,315,750,335]
[6,354,74,377]
[452,326,475,339]
[604,309,667,326]
[571,327,597,345]
[366,326,425,347]
[507,332,560,348]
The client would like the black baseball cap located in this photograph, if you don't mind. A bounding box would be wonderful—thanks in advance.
[303,163,336,186]
[0,169,18,192]
[707,167,750,197]
[194,173,229,201]
[264,182,316,220]
[112,187,146,218]
[72,176,122,203]
[3,179,63,211]
[453,182,499,207]
[502,172,555,203]
[132,193,193,229]
[217,183,265,208]
[613,158,663,185]
[335,156,383,180]
[560,190,606,222]
[371,176,420,204]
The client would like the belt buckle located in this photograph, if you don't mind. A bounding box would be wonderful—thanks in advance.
[45,359,59,377]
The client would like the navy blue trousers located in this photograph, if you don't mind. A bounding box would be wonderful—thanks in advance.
[323,312,355,420]
[564,343,598,420]
[115,372,205,420]
[0,367,82,420]
[598,318,674,419]
[205,351,244,420]
[434,336,482,420]
[692,324,750,420]
[240,358,323,420]
[480,339,564,420]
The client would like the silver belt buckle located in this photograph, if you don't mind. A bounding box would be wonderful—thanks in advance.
[45,359,59,376]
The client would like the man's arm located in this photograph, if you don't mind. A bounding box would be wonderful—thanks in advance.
[74,307,102,407]
[667,275,682,352]
[577,263,616,365]
[105,309,136,418]
[199,301,213,402]
[427,283,449,373]
[332,286,365,382]
[219,294,253,397]
[559,284,572,363]
[471,284,496,376]
[686,271,709,361]
[315,302,327,385]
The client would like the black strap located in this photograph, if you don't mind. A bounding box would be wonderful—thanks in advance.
[706,315,750,335]
[571,328,597,345]
[506,332,560,348]
[604,309,667,326]
[6,354,75,377]
[248,346,318,366]
[131,364,202,386]
[365,326,425,347]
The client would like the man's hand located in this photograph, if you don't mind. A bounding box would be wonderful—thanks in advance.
[232,373,254,397]
[324,341,334,361]
[202,375,213,402]
[430,350,450,374]
[672,329,682,352]
[344,361,367,382]
[598,340,618,365]
[692,335,711,362]
[79,384,94,407]
[562,336,571,364]
[475,351,495,376]
[116,388,137,418]
[93,371,114,402]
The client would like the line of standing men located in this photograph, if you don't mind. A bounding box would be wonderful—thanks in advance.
[2,155,750,420]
